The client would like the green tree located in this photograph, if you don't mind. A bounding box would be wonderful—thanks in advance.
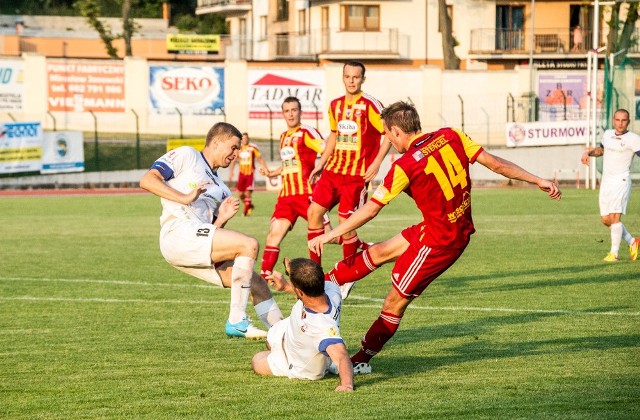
[74,0,139,58]
[606,1,639,65]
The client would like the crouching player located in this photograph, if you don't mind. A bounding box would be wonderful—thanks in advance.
[251,258,354,392]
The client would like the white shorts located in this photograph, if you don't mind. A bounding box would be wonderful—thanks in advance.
[599,178,632,216]
[159,218,223,287]
[266,320,290,377]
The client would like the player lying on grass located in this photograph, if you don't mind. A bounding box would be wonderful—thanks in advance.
[309,101,562,374]
[252,258,354,392]
[140,122,283,340]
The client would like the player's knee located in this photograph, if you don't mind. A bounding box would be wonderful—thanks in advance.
[239,236,259,258]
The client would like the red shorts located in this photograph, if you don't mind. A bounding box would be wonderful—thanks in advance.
[391,224,467,298]
[310,171,367,219]
[271,194,310,227]
[236,173,254,192]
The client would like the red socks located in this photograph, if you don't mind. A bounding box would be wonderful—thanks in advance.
[326,249,378,285]
[307,228,324,264]
[351,311,403,364]
[260,246,279,278]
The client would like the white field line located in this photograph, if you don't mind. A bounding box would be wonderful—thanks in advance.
[1,276,638,317]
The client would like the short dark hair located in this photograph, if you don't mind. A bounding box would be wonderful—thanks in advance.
[288,258,325,297]
[282,96,301,110]
[205,122,243,146]
[380,101,422,133]
[344,61,366,77]
[614,108,630,119]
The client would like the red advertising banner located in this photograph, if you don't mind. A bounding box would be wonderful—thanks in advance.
[47,61,125,112]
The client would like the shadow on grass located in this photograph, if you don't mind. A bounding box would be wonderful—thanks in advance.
[348,311,639,386]
[435,263,635,294]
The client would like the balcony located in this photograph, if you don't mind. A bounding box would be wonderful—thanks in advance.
[470,28,594,57]
[226,28,410,61]
[196,0,251,17]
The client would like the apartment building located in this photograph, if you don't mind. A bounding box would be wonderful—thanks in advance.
[196,0,630,70]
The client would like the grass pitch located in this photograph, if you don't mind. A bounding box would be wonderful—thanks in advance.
[0,187,638,419]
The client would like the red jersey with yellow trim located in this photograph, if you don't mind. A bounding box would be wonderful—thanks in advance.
[370,128,484,249]
[279,124,325,197]
[238,143,262,176]
[325,92,384,177]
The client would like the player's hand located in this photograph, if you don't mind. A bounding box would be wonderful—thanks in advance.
[217,196,240,222]
[539,180,562,201]
[184,180,210,204]
[259,167,270,177]
[308,233,330,256]
[364,162,380,183]
[580,149,591,165]
[309,164,323,185]
[265,271,293,293]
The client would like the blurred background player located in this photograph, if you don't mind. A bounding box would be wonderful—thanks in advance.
[259,96,326,278]
[307,61,390,267]
[581,108,640,262]
[140,122,283,340]
[310,101,561,374]
[228,132,268,216]
[252,258,354,392]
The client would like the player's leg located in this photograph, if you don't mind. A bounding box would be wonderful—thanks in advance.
[307,201,330,264]
[261,218,292,278]
[326,233,409,299]
[212,229,276,338]
[337,178,369,259]
[606,213,623,262]
[350,243,464,371]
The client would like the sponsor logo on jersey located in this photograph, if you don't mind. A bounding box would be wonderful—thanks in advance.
[337,120,358,135]
[280,146,296,161]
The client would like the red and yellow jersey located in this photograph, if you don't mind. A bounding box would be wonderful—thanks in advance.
[371,128,483,249]
[325,92,384,177]
[279,124,325,197]
[237,143,262,176]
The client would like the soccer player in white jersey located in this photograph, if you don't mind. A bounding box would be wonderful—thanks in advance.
[251,258,354,392]
[140,122,284,339]
[582,109,640,262]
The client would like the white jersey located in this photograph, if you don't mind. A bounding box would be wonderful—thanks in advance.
[271,282,344,380]
[600,129,640,181]
[151,146,232,225]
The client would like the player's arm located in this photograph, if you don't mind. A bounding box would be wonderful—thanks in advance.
[309,131,336,184]
[476,150,561,200]
[326,343,354,392]
[260,165,283,178]
[581,145,604,164]
[309,200,383,255]
[364,137,392,183]
[140,169,206,205]
[256,154,270,175]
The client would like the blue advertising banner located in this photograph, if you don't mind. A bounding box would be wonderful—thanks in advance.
[149,66,224,115]
[0,122,42,174]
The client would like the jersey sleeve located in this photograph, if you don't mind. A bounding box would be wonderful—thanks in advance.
[151,146,192,181]
[368,102,385,134]
[451,128,483,163]
[303,127,325,154]
[370,162,410,206]
[250,143,262,159]
[328,102,338,132]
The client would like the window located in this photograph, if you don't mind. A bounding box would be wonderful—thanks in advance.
[495,5,524,50]
[260,15,267,40]
[342,5,379,31]
[277,0,289,21]
[298,9,306,34]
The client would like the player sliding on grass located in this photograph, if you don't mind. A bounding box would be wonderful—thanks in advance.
[140,122,283,340]
[309,101,562,374]
[252,258,354,392]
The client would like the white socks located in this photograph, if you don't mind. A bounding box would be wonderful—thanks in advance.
[253,298,284,328]
[621,225,633,245]
[610,223,623,256]
[228,256,255,324]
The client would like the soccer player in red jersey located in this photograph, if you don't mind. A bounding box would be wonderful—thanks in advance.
[307,61,391,266]
[259,96,326,278]
[228,132,268,216]
[309,101,562,374]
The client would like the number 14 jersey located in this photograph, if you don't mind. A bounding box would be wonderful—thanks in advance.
[370,128,483,249]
